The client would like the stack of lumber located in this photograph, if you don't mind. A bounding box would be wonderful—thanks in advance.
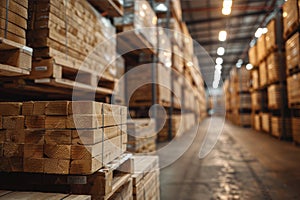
[257,34,267,63]
[27,0,117,84]
[267,52,281,84]
[0,153,134,200]
[0,0,28,45]
[157,113,195,142]
[131,156,160,200]
[261,113,270,133]
[127,119,156,154]
[283,0,299,39]
[248,44,258,67]
[251,69,260,90]
[237,67,251,92]
[287,73,300,108]
[0,101,127,174]
[268,84,281,109]
[265,19,278,53]
[114,0,157,54]
[127,63,171,107]
[271,116,292,138]
[251,91,262,111]
[292,117,300,144]
[285,32,299,76]
[253,114,261,131]
[0,0,33,76]
[0,191,91,200]
[259,61,268,87]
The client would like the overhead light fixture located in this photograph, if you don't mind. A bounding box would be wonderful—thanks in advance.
[246,63,253,70]
[215,64,222,71]
[255,27,268,38]
[216,57,223,65]
[222,7,231,15]
[155,3,168,12]
[219,30,227,41]
[217,47,225,56]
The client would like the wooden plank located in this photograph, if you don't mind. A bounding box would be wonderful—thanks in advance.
[0,64,29,76]
[0,191,67,200]
[24,144,43,158]
[5,129,25,143]
[24,129,44,144]
[0,0,28,20]
[44,158,70,174]
[2,116,24,129]
[44,144,71,159]
[45,101,69,115]
[45,130,72,145]
[0,18,25,38]
[0,102,22,115]
[3,143,24,157]
[23,158,44,173]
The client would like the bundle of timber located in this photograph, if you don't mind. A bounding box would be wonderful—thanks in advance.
[0,0,33,76]
[267,84,281,109]
[259,61,268,87]
[0,0,28,45]
[127,63,171,108]
[265,19,278,53]
[237,94,251,110]
[271,116,292,139]
[287,72,300,108]
[127,119,156,154]
[158,17,183,49]
[27,0,117,93]
[251,69,260,90]
[131,156,160,200]
[253,114,261,131]
[0,191,91,200]
[0,153,133,200]
[251,91,262,111]
[267,52,281,84]
[248,44,258,67]
[237,113,252,127]
[236,68,251,92]
[286,32,300,76]
[0,101,127,175]
[261,113,270,133]
[292,117,300,144]
[114,0,157,55]
[157,113,195,142]
[283,0,299,39]
[257,34,267,63]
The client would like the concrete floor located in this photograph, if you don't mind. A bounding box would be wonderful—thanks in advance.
[159,117,300,200]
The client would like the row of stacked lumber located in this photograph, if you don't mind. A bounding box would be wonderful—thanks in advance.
[247,1,300,142]
[224,68,252,127]
[114,0,206,144]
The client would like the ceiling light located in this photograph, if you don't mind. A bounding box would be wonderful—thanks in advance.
[222,7,231,15]
[155,3,168,12]
[283,12,287,18]
[219,30,227,41]
[255,28,267,38]
[236,63,242,68]
[223,0,233,8]
[216,57,223,65]
[215,64,222,71]
[217,47,225,56]
[262,28,268,34]
[246,63,253,70]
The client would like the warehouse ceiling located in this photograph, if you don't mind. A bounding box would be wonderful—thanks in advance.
[181,0,277,87]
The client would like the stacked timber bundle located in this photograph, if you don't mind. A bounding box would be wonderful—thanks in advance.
[131,156,160,200]
[259,61,268,87]
[271,116,292,139]
[237,67,251,92]
[114,0,157,53]
[267,52,281,84]
[292,117,300,144]
[237,94,251,110]
[0,101,127,174]
[0,191,91,199]
[237,113,252,127]
[287,73,300,108]
[257,33,267,63]
[253,114,261,131]
[127,119,156,153]
[261,113,270,133]
[265,19,278,53]
[251,69,260,90]
[283,0,299,39]
[0,0,33,76]
[285,32,299,76]
[25,0,117,95]
[251,92,262,111]
[268,84,281,109]
[248,44,258,67]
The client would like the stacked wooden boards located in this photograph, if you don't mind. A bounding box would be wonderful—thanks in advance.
[127,119,156,153]
[271,116,292,138]
[0,101,127,175]
[131,156,160,200]
[283,0,299,39]
[0,0,33,76]
[0,190,91,200]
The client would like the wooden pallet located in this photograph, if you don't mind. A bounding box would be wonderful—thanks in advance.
[0,190,91,200]
[0,153,132,200]
[88,0,123,17]
[0,37,32,76]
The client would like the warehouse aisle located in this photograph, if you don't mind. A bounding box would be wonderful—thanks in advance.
[160,117,300,200]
